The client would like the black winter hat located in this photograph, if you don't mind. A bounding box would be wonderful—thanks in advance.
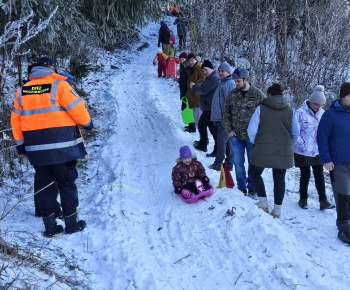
[29,57,57,75]
[340,82,350,98]
[201,59,214,70]
[37,57,55,67]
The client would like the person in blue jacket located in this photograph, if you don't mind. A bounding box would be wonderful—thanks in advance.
[208,62,236,168]
[190,60,220,153]
[317,82,350,244]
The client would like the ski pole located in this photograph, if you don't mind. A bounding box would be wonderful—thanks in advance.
[78,125,89,158]
[0,144,20,152]
[1,181,55,220]
[0,128,13,133]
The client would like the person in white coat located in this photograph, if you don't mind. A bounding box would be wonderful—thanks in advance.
[294,85,335,210]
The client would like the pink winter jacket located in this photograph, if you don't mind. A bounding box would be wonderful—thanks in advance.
[172,157,207,188]
[293,100,324,157]
[169,34,176,48]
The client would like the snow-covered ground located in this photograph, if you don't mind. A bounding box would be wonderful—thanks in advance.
[1,18,350,289]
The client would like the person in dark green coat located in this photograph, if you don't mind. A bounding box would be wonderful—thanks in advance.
[247,83,300,218]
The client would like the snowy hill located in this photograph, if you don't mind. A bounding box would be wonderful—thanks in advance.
[1,19,350,289]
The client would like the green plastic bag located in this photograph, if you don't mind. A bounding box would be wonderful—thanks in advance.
[181,96,195,124]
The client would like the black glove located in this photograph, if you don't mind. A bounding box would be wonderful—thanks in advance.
[158,43,160,47]
[202,176,210,184]
[174,187,181,194]
[16,143,26,155]
[82,120,93,131]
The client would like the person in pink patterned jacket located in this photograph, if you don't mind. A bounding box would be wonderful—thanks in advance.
[168,30,176,57]
[172,146,210,198]
[293,85,334,210]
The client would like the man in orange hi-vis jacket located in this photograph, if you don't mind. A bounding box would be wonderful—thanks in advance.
[11,57,93,238]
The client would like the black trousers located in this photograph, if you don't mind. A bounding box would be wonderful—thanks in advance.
[179,34,186,48]
[250,163,287,205]
[34,175,62,216]
[299,165,327,201]
[198,111,217,149]
[182,182,199,195]
[34,160,78,217]
[181,96,186,111]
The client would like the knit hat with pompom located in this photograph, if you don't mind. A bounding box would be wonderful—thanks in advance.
[309,85,326,105]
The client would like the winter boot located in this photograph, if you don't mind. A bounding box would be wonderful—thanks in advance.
[206,151,217,158]
[181,189,194,199]
[195,179,206,193]
[298,199,308,209]
[42,213,63,238]
[255,197,268,213]
[194,143,207,152]
[184,123,196,133]
[64,212,86,234]
[248,189,258,200]
[241,189,248,196]
[338,231,350,244]
[194,139,209,146]
[271,204,282,219]
[208,163,222,171]
[320,200,335,210]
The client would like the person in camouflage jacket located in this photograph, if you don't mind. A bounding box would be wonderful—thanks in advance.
[223,68,265,196]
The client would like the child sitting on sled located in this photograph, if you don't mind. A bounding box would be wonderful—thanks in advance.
[153,49,169,77]
[172,145,210,198]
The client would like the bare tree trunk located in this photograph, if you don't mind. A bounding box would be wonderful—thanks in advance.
[275,0,288,79]
[17,56,22,86]
[0,0,12,94]
[17,0,22,86]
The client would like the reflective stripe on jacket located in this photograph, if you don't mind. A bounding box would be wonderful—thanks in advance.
[11,66,91,166]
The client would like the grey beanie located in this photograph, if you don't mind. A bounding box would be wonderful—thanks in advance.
[218,62,232,74]
[232,67,249,79]
[309,85,326,105]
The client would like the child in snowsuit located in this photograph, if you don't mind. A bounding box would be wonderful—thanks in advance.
[172,145,210,198]
[169,30,176,58]
[153,49,169,77]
